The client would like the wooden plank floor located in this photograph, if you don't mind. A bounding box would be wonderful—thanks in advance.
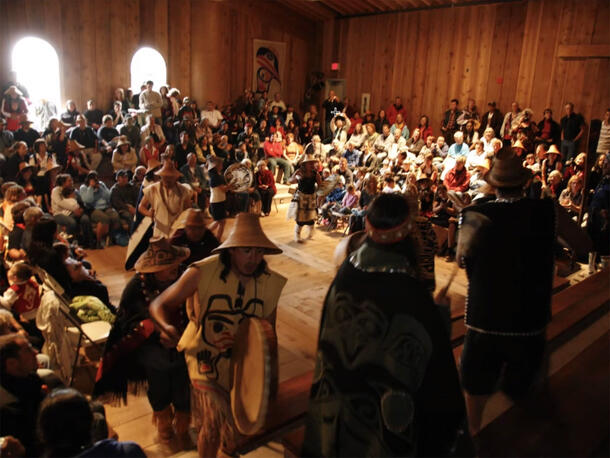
[86,202,469,456]
[83,201,586,457]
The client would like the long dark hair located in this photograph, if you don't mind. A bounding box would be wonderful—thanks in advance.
[218,249,269,282]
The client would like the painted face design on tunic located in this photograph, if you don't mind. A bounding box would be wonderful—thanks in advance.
[306,289,433,455]
[196,293,264,381]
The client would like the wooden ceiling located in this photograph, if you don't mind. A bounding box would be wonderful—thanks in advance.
[281,0,506,20]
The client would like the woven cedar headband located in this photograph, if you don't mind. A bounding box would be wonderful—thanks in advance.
[364,216,412,245]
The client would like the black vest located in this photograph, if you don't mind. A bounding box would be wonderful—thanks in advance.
[462,198,555,334]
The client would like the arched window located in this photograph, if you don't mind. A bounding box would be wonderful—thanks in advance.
[130,47,167,91]
[11,37,61,117]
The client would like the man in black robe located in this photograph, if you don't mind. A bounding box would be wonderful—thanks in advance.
[303,193,469,457]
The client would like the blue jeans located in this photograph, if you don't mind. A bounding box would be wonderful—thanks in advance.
[267,157,293,183]
[561,140,577,162]
[54,214,77,234]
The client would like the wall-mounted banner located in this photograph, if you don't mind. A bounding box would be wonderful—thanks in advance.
[252,39,286,97]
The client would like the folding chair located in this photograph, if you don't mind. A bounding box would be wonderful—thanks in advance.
[34,267,111,386]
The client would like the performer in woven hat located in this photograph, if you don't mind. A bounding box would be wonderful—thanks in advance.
[94,238,193,450]
[138,158,192,238]
[170,208,219,265]
[150,213,286,457]
[303,193,470,456]
[456,148,555,436]
[289,153,321,242]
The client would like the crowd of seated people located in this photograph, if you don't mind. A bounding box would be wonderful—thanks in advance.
[1,83,609,255]
[0,75,609,455]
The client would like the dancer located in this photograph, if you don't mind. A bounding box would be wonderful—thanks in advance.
[303,193,469,456]
[289,154,321,242]
[95,238,193,450]
[138,159,192,238]
[150,213,286,457]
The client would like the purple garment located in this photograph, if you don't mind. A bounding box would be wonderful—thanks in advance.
[342,192,358,208]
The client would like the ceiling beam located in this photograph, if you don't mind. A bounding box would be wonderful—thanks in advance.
[336,0,522,19]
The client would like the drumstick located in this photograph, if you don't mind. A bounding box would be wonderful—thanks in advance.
[435,264,459,304]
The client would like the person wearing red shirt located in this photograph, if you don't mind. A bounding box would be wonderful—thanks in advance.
[263,132,293,184]
[444,156,471,192]
[255,160,277,216]
[386,96,407,125]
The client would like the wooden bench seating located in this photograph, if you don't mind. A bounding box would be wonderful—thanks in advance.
[244,269,610,456]
[451,270,608,351]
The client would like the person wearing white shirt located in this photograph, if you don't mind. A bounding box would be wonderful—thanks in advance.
[139,80,163,120]
[269,93,286,112]
[329,114,351,148]
[387,129,407,161]
[466,140,488,170]
[200,101,224,129]
[140,115,165,147]
[374,124,394,159]
[480,127,496,155]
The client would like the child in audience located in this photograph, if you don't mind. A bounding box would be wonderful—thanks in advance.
[0,263,40,322]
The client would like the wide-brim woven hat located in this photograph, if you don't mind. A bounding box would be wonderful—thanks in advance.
[45,156,61,173]
[484,148,532,188]
[145,158,162,174]
[116,136,131,147]
[512,139,526,150]
[155,159,182,178]
[546,144,562,157]
[134,237,190,273]
[300,154,318,164]
[212,213,282,255]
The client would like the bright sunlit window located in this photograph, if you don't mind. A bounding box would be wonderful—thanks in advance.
[12,37,61,109]
[130,47,167,91]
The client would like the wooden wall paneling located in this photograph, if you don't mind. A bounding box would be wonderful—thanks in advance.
[225,7,242,102]
[109,0,128,100]
[514,0,542,106]
[558,0,596,125]
[24,0,45,35]
[60,0,83,106]
[138,0,155,48]
[334,18,347,96]
[457,5,480,105]
[167,0,190,99]
[591,0,610,45]
[189,0,210,104]
[42,0,63,57]
[546,0,572,114]
[580,59,601,126]
[529,0,561,115]
[444,6,465,105]
[411,11,430,126]
[484,3,510,110]
[94,1,112,109]
[0,1,9,82]
[153,0,169,61]
[473,4,496,106]
[498,2,527,111]
[395,11,415,124]
[360,18,378,108]
[321,19,335,76]
[434,7,455,126]
[592,60,610,119]
[124,0,141,91]
[372,13,397,110]
[77,0,97,109]
[421,8,442,131]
